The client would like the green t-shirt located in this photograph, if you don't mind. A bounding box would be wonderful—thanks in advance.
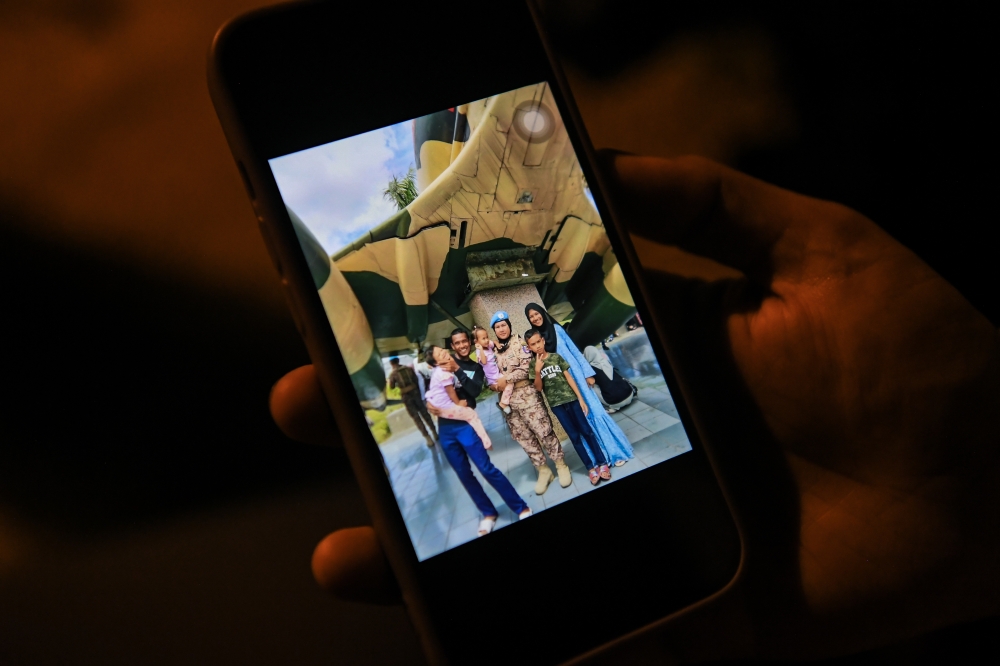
[528,353,577,407]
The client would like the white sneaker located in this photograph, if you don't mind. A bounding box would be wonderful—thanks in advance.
[478,516,497,536]
[519,508,533,520]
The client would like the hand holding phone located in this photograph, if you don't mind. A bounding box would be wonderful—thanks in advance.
[275,152,1000,662]
[213,1,1000,663]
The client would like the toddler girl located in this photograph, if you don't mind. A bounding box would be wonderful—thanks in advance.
[472,325,513,415]
[424,346,493,450]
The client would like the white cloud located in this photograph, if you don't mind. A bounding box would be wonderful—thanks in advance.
[268,123,414,255]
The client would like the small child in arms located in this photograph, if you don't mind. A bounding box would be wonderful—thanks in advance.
[472,325,513,415]
[526,329,611,485]
[424,346,493,450]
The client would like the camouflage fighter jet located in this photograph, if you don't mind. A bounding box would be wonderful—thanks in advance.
[291,82,636,408]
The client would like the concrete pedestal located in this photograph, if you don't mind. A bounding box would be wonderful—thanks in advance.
[468,283,542,340]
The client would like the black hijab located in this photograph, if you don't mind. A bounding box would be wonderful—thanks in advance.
[524,302,558,353]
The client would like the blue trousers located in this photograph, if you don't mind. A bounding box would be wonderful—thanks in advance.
[552,401,607,470]
[438,420,528,517]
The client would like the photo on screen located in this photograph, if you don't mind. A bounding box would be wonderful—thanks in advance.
[269,82,692,560]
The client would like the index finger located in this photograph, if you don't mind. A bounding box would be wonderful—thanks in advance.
[600,153,842,284]
[269,365,341,447]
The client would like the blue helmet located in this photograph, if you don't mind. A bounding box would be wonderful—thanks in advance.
[490,311,510,328]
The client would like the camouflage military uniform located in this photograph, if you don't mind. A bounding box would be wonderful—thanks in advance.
[389,365,436,439]
[493,335,563,467]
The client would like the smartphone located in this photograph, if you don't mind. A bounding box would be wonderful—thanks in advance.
[209,2,740,663]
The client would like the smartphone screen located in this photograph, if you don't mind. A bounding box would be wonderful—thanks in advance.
[266,81,693,561]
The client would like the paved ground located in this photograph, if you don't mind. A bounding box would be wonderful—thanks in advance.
[379,335,693,560]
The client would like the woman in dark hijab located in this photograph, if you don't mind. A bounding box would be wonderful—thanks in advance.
[522,302,635,466]
[524,302,558,353]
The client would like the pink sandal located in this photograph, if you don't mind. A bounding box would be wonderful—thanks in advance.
[598,464,611,480]
[588,468,600,485]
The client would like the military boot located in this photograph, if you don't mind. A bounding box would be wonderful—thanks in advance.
[534,465,554,495]
[555,459,572,487]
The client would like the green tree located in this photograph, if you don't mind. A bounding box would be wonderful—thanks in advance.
[382,166,418,210]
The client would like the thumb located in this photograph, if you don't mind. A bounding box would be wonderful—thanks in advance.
[598,152,841,286]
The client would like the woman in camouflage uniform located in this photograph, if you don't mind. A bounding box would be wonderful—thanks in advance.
[489,311,572,494]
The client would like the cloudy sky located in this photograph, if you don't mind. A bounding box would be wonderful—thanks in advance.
[268,120,414,254]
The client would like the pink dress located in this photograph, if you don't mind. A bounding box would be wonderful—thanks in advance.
[478,343,514,405]
[425,367,457,411]
[426,367,493,449]
[478,343,502,385]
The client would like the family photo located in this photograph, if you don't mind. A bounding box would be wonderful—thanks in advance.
[269,82,693,560]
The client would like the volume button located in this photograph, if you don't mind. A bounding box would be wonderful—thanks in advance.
[257,218,284,276]
[281,278,308,339]
[236,161,256,200]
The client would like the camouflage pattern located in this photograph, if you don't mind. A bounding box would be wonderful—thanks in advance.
[402,390,436,438]
[390,365,436,438]
[529,352,576,407]
[388,365,420,392]
[493,334,528,381]
[506,389,563,466]
[278,84,640,409]
[494,335,563,466]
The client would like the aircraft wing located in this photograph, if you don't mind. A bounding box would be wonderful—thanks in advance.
[334,82,624,349]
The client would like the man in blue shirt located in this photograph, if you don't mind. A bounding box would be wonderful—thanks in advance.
[431,329,530,536]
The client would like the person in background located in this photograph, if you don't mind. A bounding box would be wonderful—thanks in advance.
[387,356,436,447]
[528,329,611,485]
[584,345,637,413]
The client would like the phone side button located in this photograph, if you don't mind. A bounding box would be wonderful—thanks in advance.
[281,278,307,339]
[236,160,256,200]
[257,218,284,276]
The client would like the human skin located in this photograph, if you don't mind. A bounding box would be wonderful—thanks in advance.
[449,331,472,360]
[472,328,491,354]
[528,333,547,392]
[425,335,469,416]
[527,331,588,416]
[528,307,597,386]
[491,320,511,342]
[473,329,503,399]
[269,154,1000,662]
[489,321,511,392]
[430,346,456,372]
[426,347,464,407]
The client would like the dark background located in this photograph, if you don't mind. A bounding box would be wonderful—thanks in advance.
[0,1,994,663]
